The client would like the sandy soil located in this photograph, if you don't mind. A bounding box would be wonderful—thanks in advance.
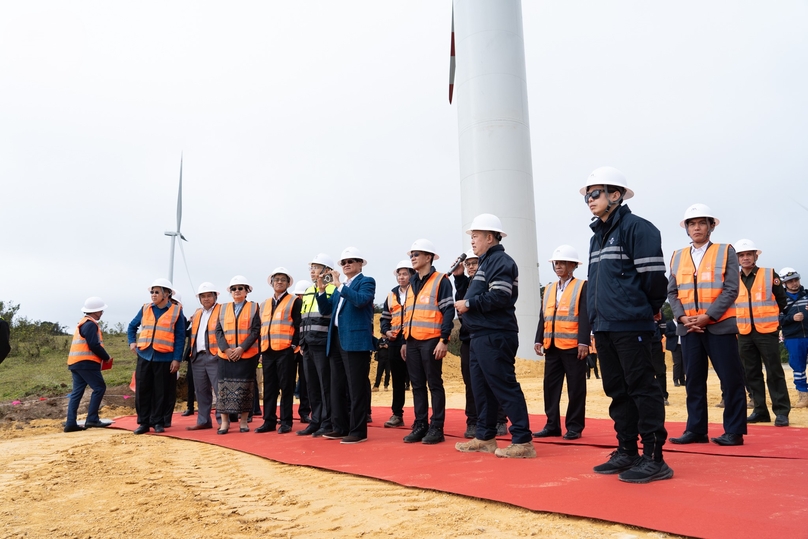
[1,353,804,539]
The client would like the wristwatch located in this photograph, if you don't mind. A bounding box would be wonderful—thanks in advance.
[442,338,450,345]
[464,299,470,309]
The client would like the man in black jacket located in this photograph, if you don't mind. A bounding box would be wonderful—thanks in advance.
[583,166,672,484]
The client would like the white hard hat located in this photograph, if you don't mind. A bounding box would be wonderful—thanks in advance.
[780,268,801,282]
[339,246,367,266]
[394,259,414,275]
[268,267,294,286]
[580,166,634,200]
[407,238,440,260]
[549,244,582,264]
[465,213,507,237]
[148,278,174,293]
[293,279,313,295]
[82,296,107,313]
[679,203,720,228]
[465,249,478,260]
[734,238,761,255]
[172,292,183,306]
[310,253,335,269]
[228,275,253,293]
[196,282,219,296]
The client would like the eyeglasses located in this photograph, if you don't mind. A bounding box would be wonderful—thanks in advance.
[409,252,422,259]
[230,286,246,292]
[271,278,288,284]
[584,189,604,203]
[464,260,478,267]
[149,290,162,295]
[340,258,359,266]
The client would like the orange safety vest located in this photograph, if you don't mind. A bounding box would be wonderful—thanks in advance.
[670,244,735,324]
[260,293,297,352]
[68,316,104,365]
[386,289,405,339]
[402,272,446,340]
[218,301,260,359]
[137,303,181,353]
[736,269,780,335]
[189,304,222,356]
[542,278,584,350]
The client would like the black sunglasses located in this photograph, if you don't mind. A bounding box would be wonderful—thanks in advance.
[230,286,246,292]
[340,258,359,266]
[409,252,422,259]
[584,189,605,203]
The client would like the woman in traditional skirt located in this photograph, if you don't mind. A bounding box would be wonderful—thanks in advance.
[215,275,261,434]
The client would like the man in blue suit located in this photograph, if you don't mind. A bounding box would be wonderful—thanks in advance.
[317,246,376,444]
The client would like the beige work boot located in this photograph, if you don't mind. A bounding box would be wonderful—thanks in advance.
[494,441,537,459]
[795,392,808,409]
[455,438,498,454]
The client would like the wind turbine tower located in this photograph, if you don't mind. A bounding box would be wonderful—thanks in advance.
[165,156,187,283]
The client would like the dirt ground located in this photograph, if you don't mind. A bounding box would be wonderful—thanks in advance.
[1,353,804,539]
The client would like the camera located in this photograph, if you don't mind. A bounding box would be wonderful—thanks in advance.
[320,271,333,284]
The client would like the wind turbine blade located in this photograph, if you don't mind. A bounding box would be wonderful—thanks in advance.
[176,154,183,232]
[449,3,456,104]
[177,238,195,294]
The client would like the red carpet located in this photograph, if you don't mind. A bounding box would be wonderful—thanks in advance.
[111,408,808,538]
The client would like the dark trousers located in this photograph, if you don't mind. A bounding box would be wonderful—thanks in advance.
[596,331,667,460]
[163,368,177,425]
[543,347,587,434]
[66,368,106,426]
[373,349,391,388]
[469,332,531,444]
[302,343,332,430]
[739,331,791,417]
[295,352,311,418]
[388,340,407,418]
[682,331,747,436]
[262,347,297,427]
[135,356,171,427]
[670,344,685,385]
[406,337,446,428]
[461,339,506,426]
[329,329,371,438]
[650,341,668,399]
[186,359,195,411]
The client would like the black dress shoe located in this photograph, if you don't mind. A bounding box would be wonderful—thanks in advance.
[299,415,312,424]
[297,424,319,436]
[64,425,86,433]
[186,424,212,431]
[312,427,330,438]
[711,433,744,446]
[774,415,789,427]
[84,420,109,428]
[153,425,165,433]
[322,430,348,440]
[670,431,709,444]
[133,425,150,435]
[532,428,562,438]
[254,422,276,433]
[563,431,582,440]
[747,412,771,423]
[278,424,292,434]
[181,409,195,417]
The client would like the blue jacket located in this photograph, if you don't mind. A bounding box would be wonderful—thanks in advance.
[782,286,808,340]
[127,302,187,362]
[587,204,668,332]
[317,272,376,355]
[462,244,519,337]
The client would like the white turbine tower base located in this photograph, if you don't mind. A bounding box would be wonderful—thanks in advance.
[454,0,540,359]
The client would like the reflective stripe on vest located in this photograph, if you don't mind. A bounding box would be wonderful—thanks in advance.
[300,284,335,335]
[260,294,296,351]
[137,303,181,353]
[189,304,221,356]
[402,272,445,340]
[671,244,735,324]
[218,301,260,359]
[68,316,103,365]
[386,290,404,339]
[542,278,583,350]
[736,269,780,335]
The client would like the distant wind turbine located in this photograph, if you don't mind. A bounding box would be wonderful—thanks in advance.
[165,155,193,289]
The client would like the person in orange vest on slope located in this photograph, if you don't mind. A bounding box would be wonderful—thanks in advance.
[255,268,302,434]
[668,204,746,447]
[127,279,187,435]
[185,282,222,431]
[734,239,791,427]
[65,297,113,432]
[533,245,590,441]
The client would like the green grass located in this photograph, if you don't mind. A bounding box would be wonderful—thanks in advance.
[0,334,137,401]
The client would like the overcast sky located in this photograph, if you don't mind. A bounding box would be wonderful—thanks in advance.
[2,1,807,332]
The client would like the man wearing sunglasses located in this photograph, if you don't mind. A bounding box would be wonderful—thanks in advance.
[127,278,187,435]
[582,167,671,483]
[317,247,376,444]
[400,239,455,445]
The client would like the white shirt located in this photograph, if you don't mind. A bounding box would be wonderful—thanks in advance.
[690,243,708,270]
[196,305,216,353]
[556,276,573,302]
[335,275,357,328]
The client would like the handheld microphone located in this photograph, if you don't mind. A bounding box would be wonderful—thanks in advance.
[448,253,467,273]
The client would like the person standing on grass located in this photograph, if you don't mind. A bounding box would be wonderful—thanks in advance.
[65,297,113,432]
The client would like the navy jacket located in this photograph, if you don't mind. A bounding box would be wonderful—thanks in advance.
[587,204,667,332]
[782,286,808,340]
[318,272,376,355]
[462,244,519,337]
